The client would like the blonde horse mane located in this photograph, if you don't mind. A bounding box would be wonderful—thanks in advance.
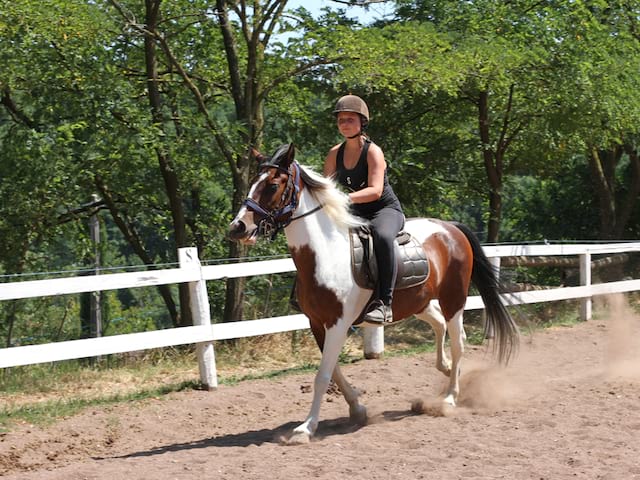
[297,164,366,230]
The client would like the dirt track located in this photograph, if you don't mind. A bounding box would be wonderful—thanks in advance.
[1,296,640,480]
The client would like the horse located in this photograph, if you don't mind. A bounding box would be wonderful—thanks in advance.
[228,143,519,444]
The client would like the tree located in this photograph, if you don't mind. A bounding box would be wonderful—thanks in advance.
[330,4,557,241]
[328,0,640,242]
[539,0,640,240]
[103,0,344,322]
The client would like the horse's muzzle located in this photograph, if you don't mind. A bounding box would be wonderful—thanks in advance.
[228,219,257,245]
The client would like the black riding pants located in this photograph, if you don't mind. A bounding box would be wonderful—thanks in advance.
[366,207,405,305]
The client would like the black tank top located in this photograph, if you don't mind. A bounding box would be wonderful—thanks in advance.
[335,139,403,218]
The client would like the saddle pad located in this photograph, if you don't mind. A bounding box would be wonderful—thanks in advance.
[350,227,429,291]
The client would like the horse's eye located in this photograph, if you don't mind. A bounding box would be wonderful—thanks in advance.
[266,183,278,194]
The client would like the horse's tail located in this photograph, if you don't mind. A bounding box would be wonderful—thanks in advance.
[451,222,519,364]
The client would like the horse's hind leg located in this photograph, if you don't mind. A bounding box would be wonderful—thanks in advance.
[443,308,464,406]
[416,300,451,376]
[332,365,367,425]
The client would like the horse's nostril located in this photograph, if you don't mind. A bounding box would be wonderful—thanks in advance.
[229,220,246,239]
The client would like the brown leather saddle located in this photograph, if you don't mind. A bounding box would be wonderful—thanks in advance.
[349,226,429,291]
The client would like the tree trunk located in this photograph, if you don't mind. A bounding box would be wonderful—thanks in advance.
[144,0,191,326]
[2,240,28,348]
[588,145,622,240]
[4,300,19,348]
[217,0,268,323]
[478,90,503,243]
[95,175,181,326]
[618,144,640,238]
[224,241,249,323]
[223,165,252,323]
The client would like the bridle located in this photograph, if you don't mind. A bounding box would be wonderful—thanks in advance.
[242,161,323,240]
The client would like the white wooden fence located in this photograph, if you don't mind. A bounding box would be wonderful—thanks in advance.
[1,243,640,389]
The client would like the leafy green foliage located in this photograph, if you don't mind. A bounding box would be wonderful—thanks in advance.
[2,0,640,345]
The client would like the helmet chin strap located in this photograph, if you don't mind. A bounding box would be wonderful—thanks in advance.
[347,132,362,139]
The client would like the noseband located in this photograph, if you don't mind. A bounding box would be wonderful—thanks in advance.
[242,161,322,240]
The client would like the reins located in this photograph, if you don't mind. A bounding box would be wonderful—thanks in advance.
[290,204,323,222]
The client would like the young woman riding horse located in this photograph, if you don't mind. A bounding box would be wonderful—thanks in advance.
[324,95,404,324]
[228,114,519,446]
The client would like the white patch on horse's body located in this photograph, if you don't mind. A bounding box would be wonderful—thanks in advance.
[286,167,369,306]
[287,191,346,289]
[403,218,447,242]
[283,171,372,444]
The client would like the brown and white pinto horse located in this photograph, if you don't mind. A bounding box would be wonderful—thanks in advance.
[229,144,519,444]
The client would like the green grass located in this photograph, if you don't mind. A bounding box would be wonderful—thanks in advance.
[0,380,199,433]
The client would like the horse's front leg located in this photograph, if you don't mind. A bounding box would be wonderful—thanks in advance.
[287,322,350,444]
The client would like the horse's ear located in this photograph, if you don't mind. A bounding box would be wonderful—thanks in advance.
[282,143,295,168]
[251,147,266,164]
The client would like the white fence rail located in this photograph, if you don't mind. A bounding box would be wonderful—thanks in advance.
[1,243,640,389]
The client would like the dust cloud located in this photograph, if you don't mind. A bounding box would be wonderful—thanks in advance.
[597,293,640,381]
[443,293,640,413]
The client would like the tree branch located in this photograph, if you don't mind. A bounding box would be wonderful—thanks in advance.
[94,174,180,327]
[497,83,515,156]
[260,55,344,101]
[153,30,238,176]
[55,199,108,226]
[329,0,389,5]
[0,87,38,130]
[258,0,289,47]
[216,0,244,117]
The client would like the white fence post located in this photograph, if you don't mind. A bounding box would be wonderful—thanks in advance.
[363,324,384,359]
[579,252,592,321]
[179,247,217,390]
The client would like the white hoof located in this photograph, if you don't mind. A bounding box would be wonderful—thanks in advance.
[283,419,317,445]
[284,428,311,445]
[443,394,457,407]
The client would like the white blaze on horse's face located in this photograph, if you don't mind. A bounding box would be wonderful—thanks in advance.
[228,172,269,245]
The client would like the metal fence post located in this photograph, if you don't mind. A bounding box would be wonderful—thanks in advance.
[179,247,217,389]
[580,252,592,321]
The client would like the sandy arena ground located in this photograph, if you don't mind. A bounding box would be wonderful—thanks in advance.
[1,296,639,479]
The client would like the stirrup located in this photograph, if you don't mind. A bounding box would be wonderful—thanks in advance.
[363,300,393,325]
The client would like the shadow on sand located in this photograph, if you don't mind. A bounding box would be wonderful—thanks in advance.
[95,408,418,460]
